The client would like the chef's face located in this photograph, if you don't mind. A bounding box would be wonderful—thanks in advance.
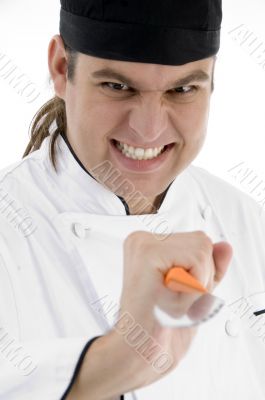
[49,35,215,213]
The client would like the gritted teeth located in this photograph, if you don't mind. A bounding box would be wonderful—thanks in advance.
[114,139,167,160]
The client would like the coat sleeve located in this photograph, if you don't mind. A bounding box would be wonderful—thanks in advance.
[0,332,98,399]
[0,233,95,400]
[0,232,126,400]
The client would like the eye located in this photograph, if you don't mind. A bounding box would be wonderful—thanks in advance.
[100,82,199,97]
[101,82,131,92]
[173,86,198,95]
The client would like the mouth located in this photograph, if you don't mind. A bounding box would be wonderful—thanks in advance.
[109,139,176,172]
[111,139,174,160]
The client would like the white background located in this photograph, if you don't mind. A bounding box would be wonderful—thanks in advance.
[0,0,264,201]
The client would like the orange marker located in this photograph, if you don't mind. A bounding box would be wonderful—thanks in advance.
[165,266,207,294]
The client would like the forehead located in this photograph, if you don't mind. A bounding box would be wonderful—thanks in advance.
[78,54,214,91]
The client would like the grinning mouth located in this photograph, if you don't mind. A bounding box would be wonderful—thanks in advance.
[111,139,174,160]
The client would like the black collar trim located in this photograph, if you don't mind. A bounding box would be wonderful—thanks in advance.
[59,132,131,215]
[58,131,172,216]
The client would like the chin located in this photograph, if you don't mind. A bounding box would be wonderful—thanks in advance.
[124,183,166,203]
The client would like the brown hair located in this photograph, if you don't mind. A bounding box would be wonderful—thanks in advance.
[22,40,78,172]
[22,43,215,172]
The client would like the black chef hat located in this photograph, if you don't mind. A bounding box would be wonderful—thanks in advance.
[59,0,222,66]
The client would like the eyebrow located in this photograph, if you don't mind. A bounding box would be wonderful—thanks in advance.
[91,68,210,90]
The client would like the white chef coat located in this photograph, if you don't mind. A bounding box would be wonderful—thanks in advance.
[0,131,264,400]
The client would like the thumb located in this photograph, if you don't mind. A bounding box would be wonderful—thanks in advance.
[212,241,233,286]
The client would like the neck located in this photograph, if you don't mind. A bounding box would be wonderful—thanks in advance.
[125,192,165,215]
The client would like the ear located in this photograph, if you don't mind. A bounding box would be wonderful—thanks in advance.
[48,34,68,100]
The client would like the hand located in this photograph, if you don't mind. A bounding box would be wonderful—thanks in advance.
[111,230,233,388]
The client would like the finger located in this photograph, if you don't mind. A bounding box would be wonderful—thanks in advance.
[212,241,233,285]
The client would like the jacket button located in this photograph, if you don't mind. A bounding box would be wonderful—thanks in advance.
[72,223,90,239]
[201,205,212,220]
[225,319,240,337]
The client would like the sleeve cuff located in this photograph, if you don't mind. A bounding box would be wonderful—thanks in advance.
[60,335,102,399]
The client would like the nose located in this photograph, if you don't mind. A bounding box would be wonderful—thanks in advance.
[128,94,168,143]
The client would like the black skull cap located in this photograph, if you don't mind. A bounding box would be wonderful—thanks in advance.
[59,0,222,66]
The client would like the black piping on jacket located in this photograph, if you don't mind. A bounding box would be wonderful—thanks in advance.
[59,131,172,215]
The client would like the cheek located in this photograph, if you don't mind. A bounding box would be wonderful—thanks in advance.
[65,89,87,135]
[81,98,126,137]
[178,99,210,142]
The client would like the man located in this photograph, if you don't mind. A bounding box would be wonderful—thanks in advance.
[0,0,265,399]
